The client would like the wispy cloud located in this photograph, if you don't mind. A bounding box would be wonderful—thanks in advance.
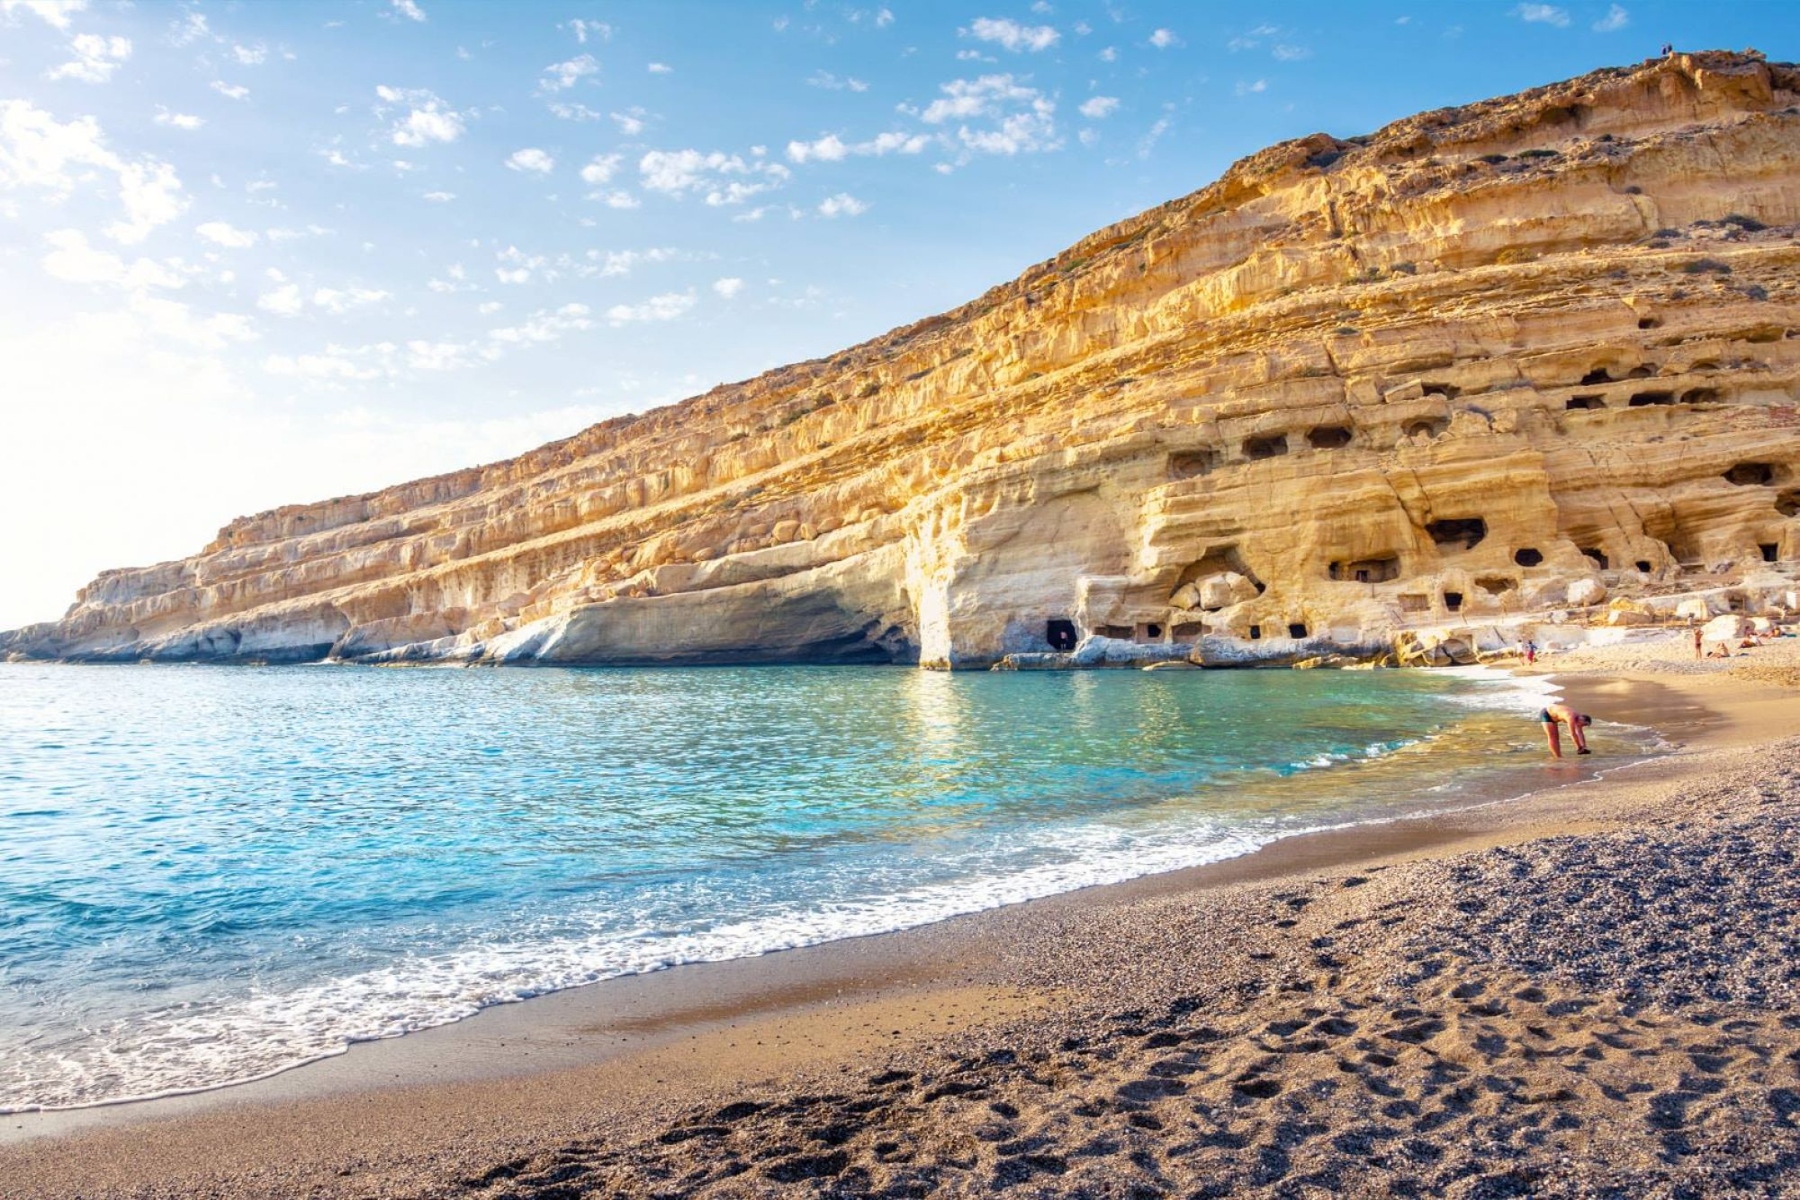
[1593,3,1629,32]
[210,80,249,100]
[376,85,463,147]
[713,277,744,298]
[2,0,89,31]
[964,16,1058,53]
[0,100,188,243]
[807,70,869,92]
[817,192,867,218]
[1078,95,1119,119]
[48,33,131,83]
[539,54,597,93]
[153,107,204,130]
[787,130,928,163]
[390,0,426,22]
[506,147,555,173]
[914,74,1060,157]
[605,291,694,325]
[1148,28,1181,49]
[1514,3,1570,27]
[638,148,789,205]
[196,220,257,248]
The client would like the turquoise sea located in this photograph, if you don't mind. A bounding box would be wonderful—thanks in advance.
[0,662,1641,1112]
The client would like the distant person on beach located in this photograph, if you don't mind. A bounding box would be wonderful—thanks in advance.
[1708,642,1732,659]
[1523,640,1537,665]
[1539,702,1592,758]
[1693,626,1703,659]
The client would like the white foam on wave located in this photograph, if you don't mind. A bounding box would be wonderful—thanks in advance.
[1432,665,1561,712]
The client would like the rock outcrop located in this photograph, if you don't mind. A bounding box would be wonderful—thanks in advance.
[8,52,1800,668]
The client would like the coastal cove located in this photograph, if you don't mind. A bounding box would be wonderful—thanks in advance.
[0,660,1594,1115]
[4,638,1797,1199]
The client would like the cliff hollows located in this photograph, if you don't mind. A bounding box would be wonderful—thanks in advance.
[9,52,1800,668]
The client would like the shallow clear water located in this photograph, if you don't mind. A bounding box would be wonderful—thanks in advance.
[0,661,1637,1111]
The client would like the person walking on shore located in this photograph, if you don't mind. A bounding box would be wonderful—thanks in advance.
[1539,702,1593,758]
[1694,625,1703,659]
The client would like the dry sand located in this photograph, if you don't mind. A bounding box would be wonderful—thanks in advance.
[7,633,1800,1198]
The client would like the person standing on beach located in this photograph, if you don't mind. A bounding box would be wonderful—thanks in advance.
[1694,626,1704,659]
[1539,702,1593,758]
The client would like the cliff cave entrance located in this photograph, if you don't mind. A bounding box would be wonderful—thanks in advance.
[1580,367,1615,385]
[1243,433,1289,461]
[1627,391,1675,407]
[1682,387,1720,405]
[1566,394,1605,410]
[1330,557,1400,583]
[1514,548,1544,567]
[1426,518,1487,551]
[1168,450,1216,480]
[1762,543,1780,563]
[1725,462,1775,486]
[1405,418,1447,439]
[1778,491,1800,518]
[1306,425,1354,450]
[1635,560,1654,573]
[1045,619,1078,652]
[1581,547,1610,569]
[1443,591,1464,612]
[1476,576,1516,596]
[1287,623,1308,639]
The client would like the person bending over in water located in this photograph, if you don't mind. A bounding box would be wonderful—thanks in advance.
[1539,702,1593,758]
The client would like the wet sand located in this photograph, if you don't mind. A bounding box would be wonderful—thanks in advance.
[7,636,1800,1197]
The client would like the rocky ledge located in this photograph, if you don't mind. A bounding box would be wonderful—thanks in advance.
[7,51,1800,668]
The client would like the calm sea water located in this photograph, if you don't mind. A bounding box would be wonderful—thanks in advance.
[0,661,1635,1111]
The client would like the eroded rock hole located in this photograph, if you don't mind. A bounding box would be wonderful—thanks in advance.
[1514,548,1544,567]
[1566,394,1605,410]
[1287,623,1308,639]
[1405,419,1447,439]
[1420,382,1461,400]
[1045,619,1078,652]
[1306,425,1354,450]
[1476,576,1516,595]
[1331,557,1400,583]
[1628,391,1675,407]
[1426,518,1487,551]
[1725,463,1775,486]
[1627,364,1658,379]
[1443,591,1464,612]
[1579,367,1614,385]
[1762,544,1780,563]
[1778,492,1800,518]
[1638,317,1661,329]
[1682,387,1720,405]
[1244,434,1289,460]
[1141,623,1163,641]
[1581,547,1610,569]
[1168,450,1216,480]
[1172,623,1203,640]
[1635,560,1653,573]
[1099,624,1134,640]
[1248,625,1262,640]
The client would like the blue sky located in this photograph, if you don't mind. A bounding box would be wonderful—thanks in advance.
[1,0,1794,628]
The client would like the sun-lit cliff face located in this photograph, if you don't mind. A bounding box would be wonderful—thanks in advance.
[8,51,1800,667]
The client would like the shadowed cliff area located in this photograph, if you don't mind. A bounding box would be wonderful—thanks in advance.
[7,50,1800,667]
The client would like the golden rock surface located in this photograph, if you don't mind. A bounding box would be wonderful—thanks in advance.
[8,51,1800,667]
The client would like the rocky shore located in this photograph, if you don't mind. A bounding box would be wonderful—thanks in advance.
[8,633,1800,1199]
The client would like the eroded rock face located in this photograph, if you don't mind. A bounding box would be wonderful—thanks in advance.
[7,52,1800,668]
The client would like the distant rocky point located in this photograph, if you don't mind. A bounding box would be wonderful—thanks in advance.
[8,51,1800,668]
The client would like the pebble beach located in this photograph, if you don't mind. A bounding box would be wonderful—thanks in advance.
[8,631,1800,1199]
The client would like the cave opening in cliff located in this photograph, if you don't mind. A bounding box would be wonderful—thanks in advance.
[1099,625,1134,640]
[1682,387,1721,405]
[1762,544,1780,563]
[1635,560,1654,573]
[1580,367,1614,385]
[1627,391,1675,407]
[1426,518,1488,551]
[1045,619,1078,652]
[1443,591,1464,612]
[1476,577,1516,596]
[1514,548,1544,567]
[1627,364,1657,379]
[1287,623,1308,639]
[1638,317,1661,330]
[1168,450,1216,480]
[1581,547,1610,569]
[1332,556,1400,583]
[1172,623,1204,641]
[1566,394,1605,410]
[1777,492,1800,518]
[1690,360,1720,372]
[1420,382,1461,401]
[1248,625,1262,640]
[1725,462,1775,486]
[1405,419,1447,439]
[1306,425,1354,450]
[1243,434,1289,460]
[1136,623,1165,643]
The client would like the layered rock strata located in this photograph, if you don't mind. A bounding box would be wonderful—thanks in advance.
[8,51,1800,668]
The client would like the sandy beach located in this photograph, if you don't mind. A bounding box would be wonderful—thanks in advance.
[7,632,1800,1198]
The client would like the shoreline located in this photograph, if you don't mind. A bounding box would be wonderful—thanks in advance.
[5,637,1800,1196]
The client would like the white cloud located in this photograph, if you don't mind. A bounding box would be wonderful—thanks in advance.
[604,291,694,325]
[506,147,555,173]
[0,100,188,243]
[638,148,789,204]
[1,0,87,30]
[548,102,604,122]
[1078,95,1118,119]
[787,130,929,163]
[566,18,610,43]
[169,10,211,44]
[807,71,869,92]
[916,74,1060,157]
[540,54,598,92]
[231,43,267,65]
[965,17,1058,52]
[647,61,672,73]
[312,287,390,314]
[477,301,502,314]
[153,108,204,130]
[1148,28,1181,49]
[817,192,867,218]
[1098,46,1117,62]
[579,153,621,184]
[713,276,744,299]
[1593,3,1628,32]
[196,221,258,248]
[423,190,455,202]
[1514,3,1570,26]
[492,302,596,343]
[1235,79,1267,96]
[406,339,483,370]
[257,282,303,315]
[264,349,387,381]
[210,81,249,100]
[41,228,183,291]
[377,86,464,147]
[597,190,639,209]
[1271,43,1310,60]
[48,33,131,83]
[391,0,426,21]
[494,244,548,284]
[611,107,648,136]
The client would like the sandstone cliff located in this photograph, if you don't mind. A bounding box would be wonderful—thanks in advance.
[8,51,1800,668]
